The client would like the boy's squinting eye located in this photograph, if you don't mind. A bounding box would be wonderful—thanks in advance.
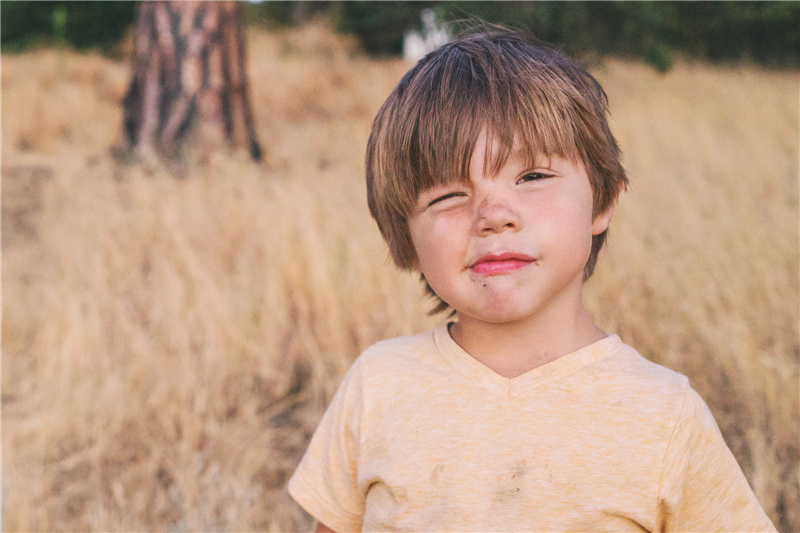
[427,191,466,207]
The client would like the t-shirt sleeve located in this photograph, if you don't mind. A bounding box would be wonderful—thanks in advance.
[288,359,366,533]
[656,387,776,532]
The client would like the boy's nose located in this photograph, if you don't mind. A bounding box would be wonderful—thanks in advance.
[474,196,522,235]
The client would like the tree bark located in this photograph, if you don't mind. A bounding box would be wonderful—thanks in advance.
[119,1,262,166]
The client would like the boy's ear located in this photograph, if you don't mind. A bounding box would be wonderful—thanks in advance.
[591,203,615,236]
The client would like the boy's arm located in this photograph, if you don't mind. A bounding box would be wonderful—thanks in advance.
[288,359,367,533]
[656,387,776,532]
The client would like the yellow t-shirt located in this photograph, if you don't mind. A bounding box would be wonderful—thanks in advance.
[288,326,775,532]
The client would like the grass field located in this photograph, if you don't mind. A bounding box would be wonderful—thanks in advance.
[2,24,798,532]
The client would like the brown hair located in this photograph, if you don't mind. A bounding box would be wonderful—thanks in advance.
[366,28,628,313]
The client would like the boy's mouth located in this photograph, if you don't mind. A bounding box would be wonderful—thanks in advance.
[468,252,536,276]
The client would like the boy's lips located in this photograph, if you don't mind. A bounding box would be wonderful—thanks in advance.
[468,252,536,276]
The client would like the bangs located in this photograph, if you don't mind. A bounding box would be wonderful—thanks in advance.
[396,38,585,216]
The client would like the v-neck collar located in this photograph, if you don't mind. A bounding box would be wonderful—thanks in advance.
[432,324,622,399]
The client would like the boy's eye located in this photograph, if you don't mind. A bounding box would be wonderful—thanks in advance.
[427,192,466,207]
[517,172,551,184]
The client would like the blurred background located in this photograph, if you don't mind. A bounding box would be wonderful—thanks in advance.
[3,1,800,70]
[2,2,798,531]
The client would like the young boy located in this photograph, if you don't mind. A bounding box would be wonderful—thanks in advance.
[288,30,776,533]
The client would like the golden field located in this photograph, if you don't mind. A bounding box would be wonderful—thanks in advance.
[2,24,798,532]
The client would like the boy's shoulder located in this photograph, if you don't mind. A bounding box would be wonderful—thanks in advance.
[592,339,690,392]
[362,328,438,356]
[355,328,442,374]
[579,339,697,421]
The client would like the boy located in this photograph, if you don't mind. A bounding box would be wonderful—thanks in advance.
[288,29,776,532]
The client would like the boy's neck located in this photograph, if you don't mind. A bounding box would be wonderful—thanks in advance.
[449,302,606,379]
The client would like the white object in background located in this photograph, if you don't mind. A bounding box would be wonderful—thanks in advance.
[403,9,452,63]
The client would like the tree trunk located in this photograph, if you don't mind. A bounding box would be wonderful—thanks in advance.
[119,1,262,166]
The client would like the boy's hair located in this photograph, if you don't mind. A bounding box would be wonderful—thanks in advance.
[366,28,628,314]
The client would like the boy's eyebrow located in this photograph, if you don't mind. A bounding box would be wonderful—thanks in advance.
[529,155,554,169]
[500,148,550,171]
[418,182,459,200]
[482,131,556,173]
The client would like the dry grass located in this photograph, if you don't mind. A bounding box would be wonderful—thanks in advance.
[2,24,798,532]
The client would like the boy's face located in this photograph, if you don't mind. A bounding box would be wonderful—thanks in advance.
[408,129,612,327]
